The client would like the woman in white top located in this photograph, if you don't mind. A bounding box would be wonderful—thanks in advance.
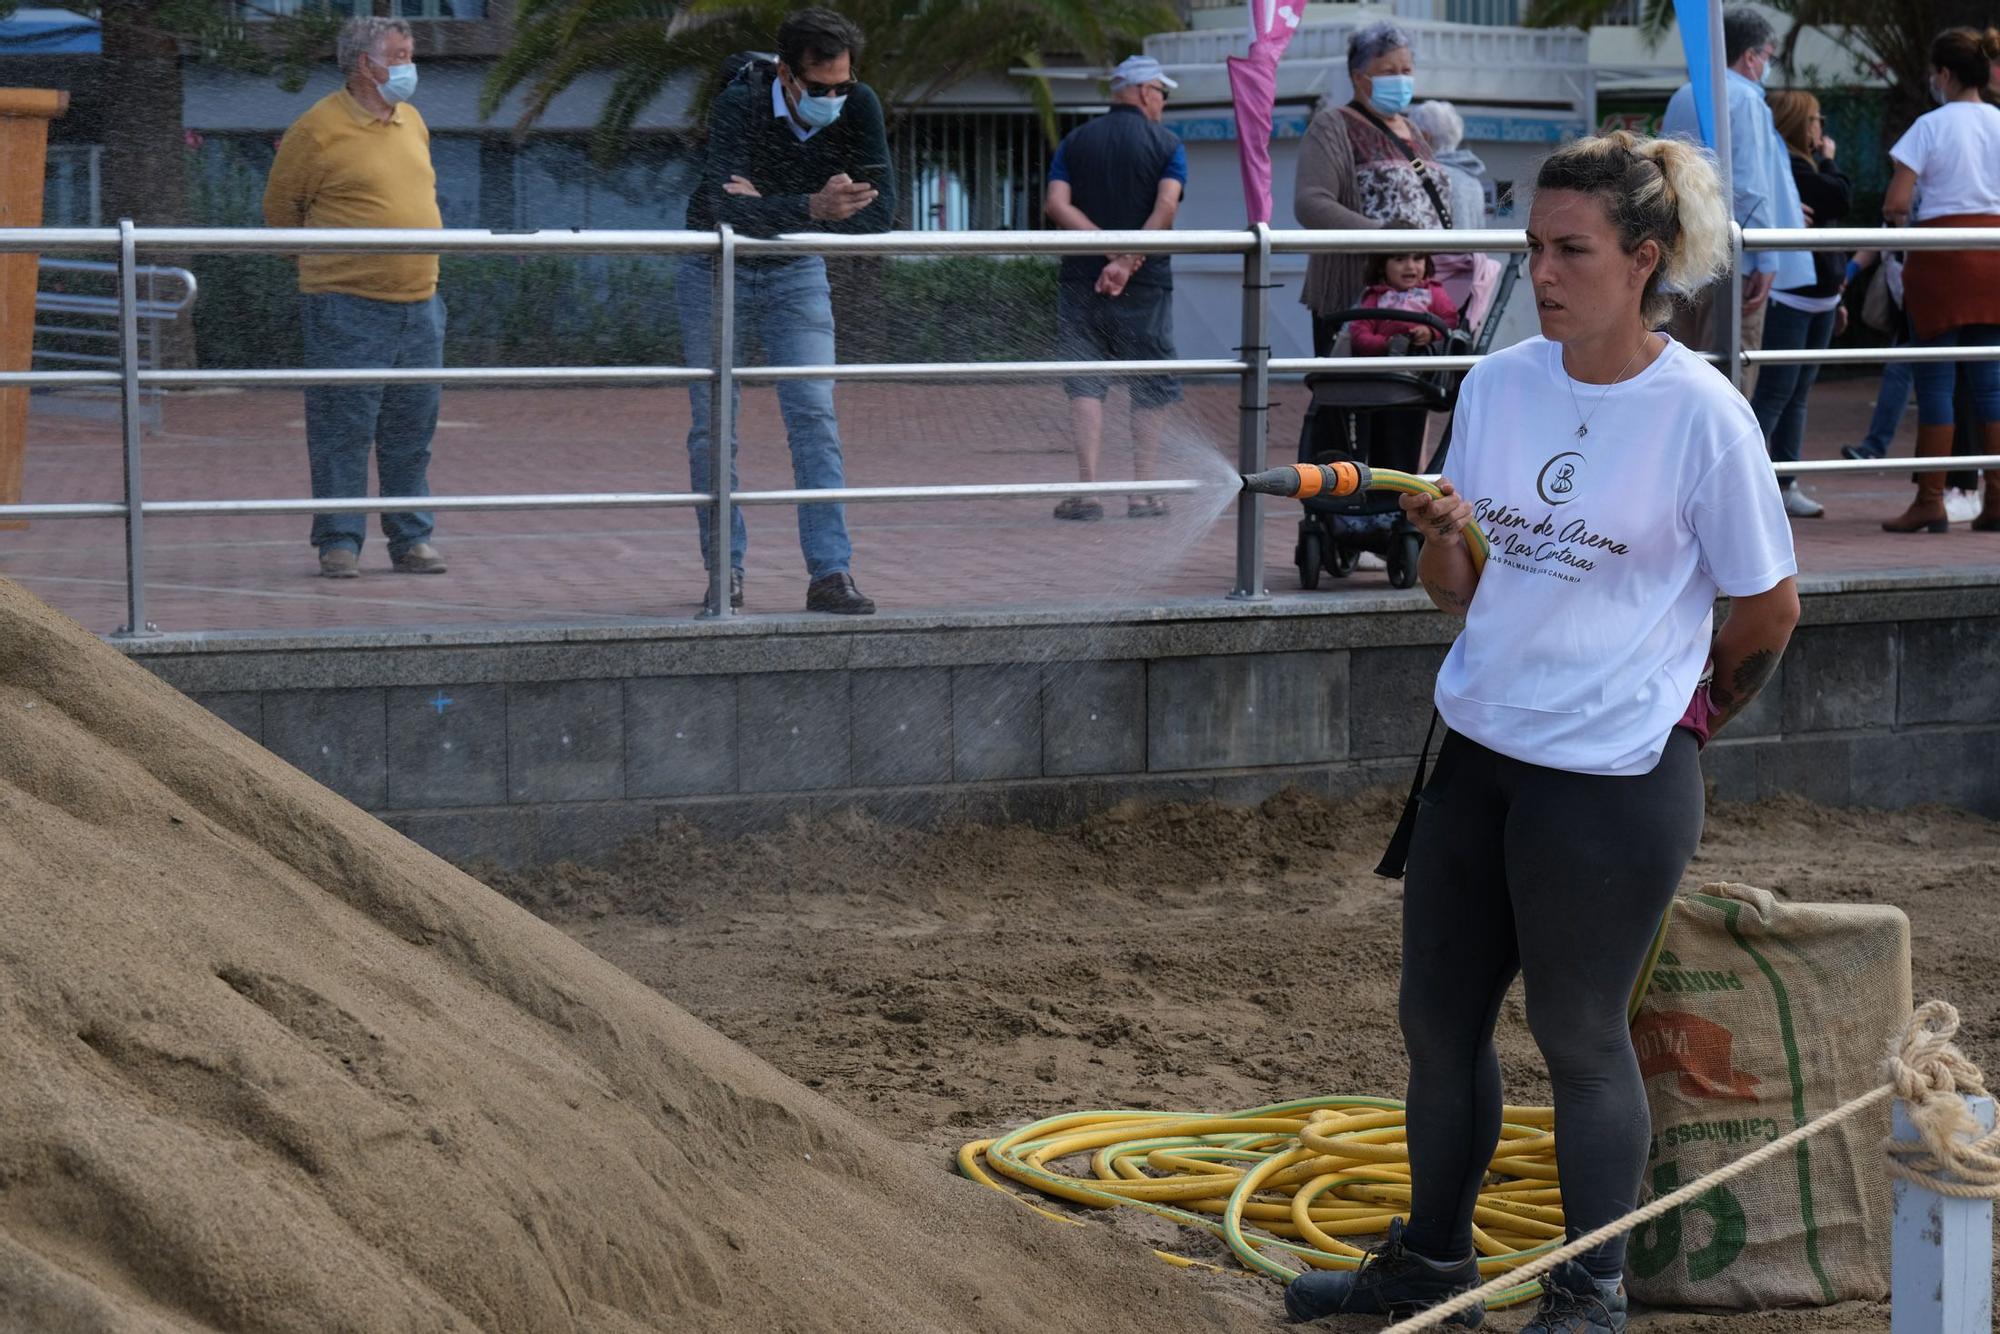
[1879,26,2000,533]
[1285,132,1801,1334]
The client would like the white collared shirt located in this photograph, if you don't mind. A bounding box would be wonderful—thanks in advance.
[771,75,818,142]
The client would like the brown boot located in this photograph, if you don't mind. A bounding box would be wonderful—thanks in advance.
[1975,425,2000,532]
[1881,423,1953,533]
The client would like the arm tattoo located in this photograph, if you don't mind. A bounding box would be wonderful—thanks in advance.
[1421,577,1471,615]
[1708,647,1778,725]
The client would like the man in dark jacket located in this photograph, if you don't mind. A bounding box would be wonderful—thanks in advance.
[680,7,895,614]
[1044,54,1187,522]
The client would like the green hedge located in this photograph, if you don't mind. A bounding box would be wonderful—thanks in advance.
[190,252,1060,371]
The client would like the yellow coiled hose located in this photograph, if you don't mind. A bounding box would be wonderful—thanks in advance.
[958,1096,1556,1309]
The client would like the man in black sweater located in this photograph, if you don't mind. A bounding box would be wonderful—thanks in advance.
[679,7,895,615]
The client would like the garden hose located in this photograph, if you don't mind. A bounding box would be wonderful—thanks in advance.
[959,1096,1558,1310]
[1240,462,1492,571]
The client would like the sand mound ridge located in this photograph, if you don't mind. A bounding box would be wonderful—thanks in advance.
[0,577,1265,1333]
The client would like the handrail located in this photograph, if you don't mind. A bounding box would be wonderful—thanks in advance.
[0,220,1992,637]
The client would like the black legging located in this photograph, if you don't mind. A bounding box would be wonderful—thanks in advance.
[1397,728,1704,1280]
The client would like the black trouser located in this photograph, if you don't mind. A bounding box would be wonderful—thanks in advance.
[1397,728,1704,1280]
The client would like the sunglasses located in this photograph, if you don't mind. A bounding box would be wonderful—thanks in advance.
[794,74,857,98]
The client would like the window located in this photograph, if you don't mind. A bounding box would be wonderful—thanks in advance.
[244,0,486,21]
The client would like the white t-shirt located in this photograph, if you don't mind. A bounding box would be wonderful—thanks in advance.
[1890,102,2000,220]
[1435,336,1798,777]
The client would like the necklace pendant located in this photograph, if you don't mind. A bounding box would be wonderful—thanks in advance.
[1576,424,1589,439]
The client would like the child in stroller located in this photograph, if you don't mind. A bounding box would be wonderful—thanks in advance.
[1292,245,1516,589]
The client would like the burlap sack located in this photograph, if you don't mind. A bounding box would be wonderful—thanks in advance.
[1625,883,1911,1308]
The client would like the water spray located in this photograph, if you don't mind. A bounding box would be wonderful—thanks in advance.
[1239,463,1490,570]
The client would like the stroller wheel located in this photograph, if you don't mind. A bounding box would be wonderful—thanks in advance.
[1329,543,1357,578]
[1388,531,1422,590]
[1296,524,1324,590]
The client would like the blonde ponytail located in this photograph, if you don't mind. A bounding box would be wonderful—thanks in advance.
[1536,130,1730,327]
[1631,135,1731,305]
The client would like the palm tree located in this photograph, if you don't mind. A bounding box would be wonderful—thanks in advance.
[481,0,1176,163]
[1525,0,1997,131]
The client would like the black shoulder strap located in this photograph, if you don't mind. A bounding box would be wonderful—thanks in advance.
[1347,100,1453,231]
[1374,709,1441,880]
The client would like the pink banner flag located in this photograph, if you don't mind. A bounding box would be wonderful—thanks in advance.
[1227,0,1302,224]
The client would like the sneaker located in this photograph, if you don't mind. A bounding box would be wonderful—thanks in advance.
[1519,1261,1627,1333]
[1355,551,1388,571]
[1782,486,1825,519]
[1054,496,1104,521]
[318,546,359,579]
[1283,1220,1483,1326]
[392,543,448,574]
[1945,488,1981,524]
[701,569,745,615]
[806,571,876,615]
[1840,443,1885,461]
[1127,496,1170,519]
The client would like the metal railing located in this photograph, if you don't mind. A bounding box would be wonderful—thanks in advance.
[0,221,1995,637]
[33,257,197,429]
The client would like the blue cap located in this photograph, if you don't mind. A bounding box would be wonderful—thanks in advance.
[1109,55,1178,91]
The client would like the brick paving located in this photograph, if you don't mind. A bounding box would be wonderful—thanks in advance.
[3,373,1994,637]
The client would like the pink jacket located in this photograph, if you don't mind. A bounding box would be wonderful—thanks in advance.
[1350,281,1459,356]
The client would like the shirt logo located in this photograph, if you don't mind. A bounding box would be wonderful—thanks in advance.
[1537,451,1586,506]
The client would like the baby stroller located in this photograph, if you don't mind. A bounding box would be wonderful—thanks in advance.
[1292,254,1522,590]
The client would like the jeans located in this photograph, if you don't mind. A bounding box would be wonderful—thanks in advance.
[677,255,851,581]
[1912,323,2000,427]
[301,292,444,557]
[1857,341,1913,455]
[1748,300,1837,480]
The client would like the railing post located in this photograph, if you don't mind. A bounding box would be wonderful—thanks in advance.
[1891,1095,1995,1333]
[110,218,156,638]
[1726,221,1744,392]
[1231,222,1271,601]
[703,224,736,619]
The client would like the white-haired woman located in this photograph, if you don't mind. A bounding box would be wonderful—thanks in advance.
[1406,100,1491,232]
[1286,133,1801,1333]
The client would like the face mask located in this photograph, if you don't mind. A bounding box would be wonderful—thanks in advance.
[376,62,418,105]
[1931,77,1948,105]
[1367,74,1414,117]
[794,88,846,129]
[1756,57,1772,84]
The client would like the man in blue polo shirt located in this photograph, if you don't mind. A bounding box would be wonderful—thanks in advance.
[1660,7,1812,402]
[1044,54,1189,522]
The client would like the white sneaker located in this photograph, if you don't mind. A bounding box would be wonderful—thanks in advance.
[1944,488,1981,524]
[1782,487,1825,519]
[1355,551,1388,571]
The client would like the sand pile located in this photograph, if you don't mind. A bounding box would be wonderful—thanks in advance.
[0,576,1266,1333]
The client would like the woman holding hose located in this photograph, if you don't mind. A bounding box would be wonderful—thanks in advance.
[1286,132,1801,1332]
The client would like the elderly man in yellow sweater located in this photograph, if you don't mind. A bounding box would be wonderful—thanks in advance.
[263,16,446,579]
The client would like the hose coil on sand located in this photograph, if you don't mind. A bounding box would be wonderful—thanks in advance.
[960,1096,1558,1310]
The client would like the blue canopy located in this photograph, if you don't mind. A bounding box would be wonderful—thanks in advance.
[0,8,100,55]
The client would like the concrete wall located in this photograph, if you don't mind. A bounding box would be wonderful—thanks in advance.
[120,575,2000,869]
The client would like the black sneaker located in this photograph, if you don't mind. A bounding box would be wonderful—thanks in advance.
[1840,443,1884,461]
[701,569,744,615]
[806,571,875,615]
[1519,1261,1626,1333]
[1284,1220,1484,1326]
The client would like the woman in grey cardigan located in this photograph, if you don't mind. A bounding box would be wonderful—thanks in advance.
[1294,22,1453,355]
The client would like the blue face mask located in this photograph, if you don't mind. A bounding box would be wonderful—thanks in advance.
[377,62,418,105]
[1367,73,1415,117]
[795,89,846,129]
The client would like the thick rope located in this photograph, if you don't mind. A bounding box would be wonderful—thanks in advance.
[1382,1000,1996,1334]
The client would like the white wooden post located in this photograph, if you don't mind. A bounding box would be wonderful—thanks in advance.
[1891,1095,1995,1334]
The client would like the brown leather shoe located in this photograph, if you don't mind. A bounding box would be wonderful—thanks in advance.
[1882,424,1952,534]
[392,543,448,574]
[806,572,876,615]
[319,546,359,579]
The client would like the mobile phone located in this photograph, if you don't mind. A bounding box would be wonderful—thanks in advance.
[856,162,889,179]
